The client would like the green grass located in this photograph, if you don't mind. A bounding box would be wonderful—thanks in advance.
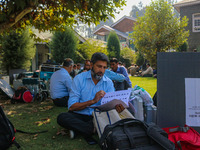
[1,77,157,150]
[130,76,157,97]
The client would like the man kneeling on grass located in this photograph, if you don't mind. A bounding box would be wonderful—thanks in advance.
[57,52,115,145]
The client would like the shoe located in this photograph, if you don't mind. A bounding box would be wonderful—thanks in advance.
[84,136,97,145]
[69,130,75,139]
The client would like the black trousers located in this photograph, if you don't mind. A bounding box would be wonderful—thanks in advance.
[53,96,69,107]
[57,111,94,137]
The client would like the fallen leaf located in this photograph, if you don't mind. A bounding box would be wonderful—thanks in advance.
[32,109,38,113]
[7,111,17,115]
[56,129,67,136]
[39,106,53,111]
[35,118,51,126]
[34,134,38,137]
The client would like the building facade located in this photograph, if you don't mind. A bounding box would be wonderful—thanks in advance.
[174,0,200,51]
[93,16,136,50]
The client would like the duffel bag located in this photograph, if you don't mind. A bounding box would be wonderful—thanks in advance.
[99,118,175,150]
[163,125,200,150]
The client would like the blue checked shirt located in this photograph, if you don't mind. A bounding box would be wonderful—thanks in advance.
[50,68,72,99]
[68,70,115,115]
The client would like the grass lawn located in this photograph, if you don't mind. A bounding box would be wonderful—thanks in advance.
[0,77,157,150]
[130,76,157,97]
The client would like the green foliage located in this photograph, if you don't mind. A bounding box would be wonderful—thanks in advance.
[177,41,188,52]
[107,31,121,59]
[76,39,108,62]
[197,45,200,52]
[50,27,78,64]
[135,51,145,67]
[1,28,36,73]
[130,0,189,65]
[0,0,126,34]
[120,47,136,67]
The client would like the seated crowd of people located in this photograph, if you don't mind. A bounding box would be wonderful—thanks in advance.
[128,63,156,77]
[49,52,153,145]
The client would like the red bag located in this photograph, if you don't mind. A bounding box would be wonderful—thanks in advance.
[163,125,200,150]
[11,86,33,103]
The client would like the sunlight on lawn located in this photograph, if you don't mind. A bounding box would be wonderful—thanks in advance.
[130,76,157,97]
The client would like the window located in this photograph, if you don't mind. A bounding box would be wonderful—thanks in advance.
[193,13,200,32]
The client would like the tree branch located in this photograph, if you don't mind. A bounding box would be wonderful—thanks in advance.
[0,7,33,33]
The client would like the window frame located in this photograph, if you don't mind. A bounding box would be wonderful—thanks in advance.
[192,13,200,32]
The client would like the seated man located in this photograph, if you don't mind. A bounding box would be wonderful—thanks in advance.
[104,69,125,82]
[78,60,91,73]
[141,63,153,77]
[57,52,115,145]
[129,64,140,76]
[50,58,74,107]
[110,58,132,90]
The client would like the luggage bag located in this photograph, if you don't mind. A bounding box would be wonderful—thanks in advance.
[99,118,175,150]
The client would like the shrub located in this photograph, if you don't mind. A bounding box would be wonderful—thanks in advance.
[107,31,120,59]
[50,27,78,64]
[1,28,36,73]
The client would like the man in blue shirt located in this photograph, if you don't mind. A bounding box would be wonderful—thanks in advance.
[110,58,132,90]
[57,52,114,145]
[105,69,125,82]
[50,58,74,107]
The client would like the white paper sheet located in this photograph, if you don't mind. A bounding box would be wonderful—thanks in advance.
[101,89,131,106]
[185,78,200,127]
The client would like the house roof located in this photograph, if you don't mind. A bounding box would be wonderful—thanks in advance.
[173,0,200,12]
[32,28,86,44]
[93,25,129,39]
[111,16,137,32]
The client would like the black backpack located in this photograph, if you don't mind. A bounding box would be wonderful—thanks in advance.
[0,106,20,149]
[0,106,48,149]
[99,118,175,150]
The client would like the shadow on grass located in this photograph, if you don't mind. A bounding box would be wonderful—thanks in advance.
[0,99,100,150]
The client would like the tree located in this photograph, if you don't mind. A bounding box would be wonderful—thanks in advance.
[1,28,36,73]
[76,39,108,62]
[129,1,146,18]
[120,47,136,67]
[107,31,120,59]
[0,0,126,34]
[130,0,189,65]
[50,27,78,64]
[135,51,145,67]
[177,41,188,52]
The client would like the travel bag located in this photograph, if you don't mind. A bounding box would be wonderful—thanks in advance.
[99,118,175,150]
[0,106,48,149]
[163,125,200,150]
[11,86,33,103]
[0,106,20,149]
[93,108,134,138]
